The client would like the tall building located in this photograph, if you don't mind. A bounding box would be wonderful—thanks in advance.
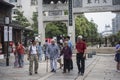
[112,12,120,34]
[4,0,38,23]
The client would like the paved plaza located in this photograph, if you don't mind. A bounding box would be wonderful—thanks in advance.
[0,53,120,80]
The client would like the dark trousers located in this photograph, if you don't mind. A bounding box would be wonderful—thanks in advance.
[70,59,73,69]
[63,58,71,72]
[76,53,85,73]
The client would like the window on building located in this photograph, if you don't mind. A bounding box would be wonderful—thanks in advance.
[12,9,18,15]
[31,0,38,5]
[87,0,91,3]
[9,0,17,2]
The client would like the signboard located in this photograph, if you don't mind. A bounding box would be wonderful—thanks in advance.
[4,26,12,41]
[4,26,8,41]
[9,27,12,41]
[83,0,112,7]
[49,10,62,16]
[68,0,73,26]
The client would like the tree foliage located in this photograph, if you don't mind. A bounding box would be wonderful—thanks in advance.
[14,10,30,27]
[31,12,38,34]
[75,14,99,43]
[45,22,67,38]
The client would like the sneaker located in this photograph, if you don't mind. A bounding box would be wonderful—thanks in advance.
[35,72,38,74]
[81,73,84,76]
[117,70,120,72]
[18,66,23,68]
[53,70,56,73]
[62,71,66,73]
[78,71,80,74]
[51,69,54,72]
[29,73,32,75]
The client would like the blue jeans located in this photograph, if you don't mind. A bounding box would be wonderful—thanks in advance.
[18,53,24,67]
[39,54,42,62]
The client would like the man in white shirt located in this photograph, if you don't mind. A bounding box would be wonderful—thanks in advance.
[28,40,39,75]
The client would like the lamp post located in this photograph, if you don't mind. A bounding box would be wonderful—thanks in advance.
[5,17,10,66]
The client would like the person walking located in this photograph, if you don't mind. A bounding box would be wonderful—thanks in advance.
[61,41,72,73]
[57,42,63,69]
[43,40,49,60]
[66,36,73,70]
[13,42,18,68]
[28,40,39,75]
[46,39,60,72]
[16,42,25,68]
[37,42,43,62]
[115,40,120,72]
[76,35,86,75]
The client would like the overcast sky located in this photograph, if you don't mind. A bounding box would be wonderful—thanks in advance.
[84,12,116,33]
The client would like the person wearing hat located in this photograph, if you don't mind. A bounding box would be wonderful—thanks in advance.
[46,39,60,72]
[28,40,39,75]
[76,35,86,75]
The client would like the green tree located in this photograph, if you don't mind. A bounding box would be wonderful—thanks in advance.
[75,14,99,45]
[31,12,38,34]
[75,14,90,37]
[45,22,67,38]
[14,10,30,27]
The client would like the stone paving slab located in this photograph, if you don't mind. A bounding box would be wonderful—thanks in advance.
[1,54,119,80]
[44,56,98,80]
[83,55,120,80]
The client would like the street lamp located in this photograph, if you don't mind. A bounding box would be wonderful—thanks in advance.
[5,16,10,66]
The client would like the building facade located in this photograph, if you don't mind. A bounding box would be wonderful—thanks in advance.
[5,0,38,23]
[112,12,120,34]
[0,0,25,58]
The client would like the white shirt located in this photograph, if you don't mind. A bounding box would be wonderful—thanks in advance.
[29,45,37,54]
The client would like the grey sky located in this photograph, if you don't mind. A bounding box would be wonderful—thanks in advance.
[84,12,116,33]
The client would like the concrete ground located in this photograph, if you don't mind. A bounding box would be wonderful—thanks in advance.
[0,53,120,80]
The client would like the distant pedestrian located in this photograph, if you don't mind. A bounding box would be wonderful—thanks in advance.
[28,40,39,75]
[115,40,120,72]
[37,42,43,62]
[61,41,72,73]
[65,36,73,70]
[76,35,86,75]
[16,42,25,68]
[43,40,49,60]
[57,42,63,69]
[46,39,60,72]
[14,42,18,68]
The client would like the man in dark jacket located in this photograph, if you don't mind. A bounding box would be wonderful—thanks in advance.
[61,41,72,73]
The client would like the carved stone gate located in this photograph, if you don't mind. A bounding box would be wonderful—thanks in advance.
[38,0,120,46]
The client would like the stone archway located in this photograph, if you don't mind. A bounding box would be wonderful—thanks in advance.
[38,0,120,45]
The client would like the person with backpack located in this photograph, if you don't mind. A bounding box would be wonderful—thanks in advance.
[28,40,39,75]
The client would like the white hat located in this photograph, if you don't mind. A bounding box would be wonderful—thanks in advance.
[78,35,83,39]
[51,39,55,42]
